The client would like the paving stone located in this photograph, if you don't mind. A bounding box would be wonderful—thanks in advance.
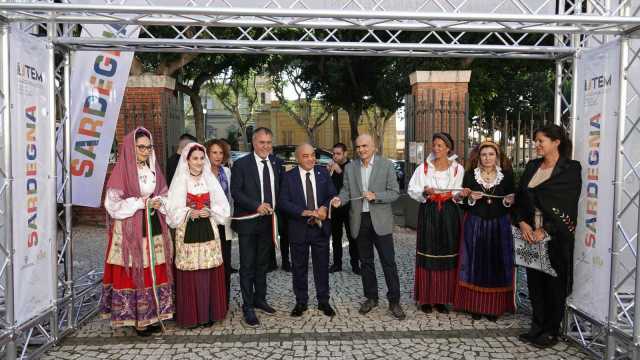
[43,225,591,360]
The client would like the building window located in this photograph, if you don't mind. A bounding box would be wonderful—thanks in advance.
[260,92,266,105]
[206,97,215,110]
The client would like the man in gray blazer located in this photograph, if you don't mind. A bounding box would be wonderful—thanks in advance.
[331,134,405,320]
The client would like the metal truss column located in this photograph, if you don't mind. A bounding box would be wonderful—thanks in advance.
[554,59,563,125]
[63,49,75,332]
[606,34,629,360]
[47,21,60,344]
[0,21,16,360]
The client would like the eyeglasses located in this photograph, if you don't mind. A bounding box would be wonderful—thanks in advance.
[136,145,154,152]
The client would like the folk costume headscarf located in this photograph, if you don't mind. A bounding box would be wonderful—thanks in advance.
[105,127,173,288]
[166,142,230,228]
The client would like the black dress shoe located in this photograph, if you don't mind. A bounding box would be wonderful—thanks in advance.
[434,304,449,314]
[291,303,308,317]
[329,265,341,273]
[389,303,406,320]
[147,323,162,332]
[518,329,542,343]
[255,301,277,315]
[243,308,260,327]
[485,315,498,322]
[531,333,559,349]
[471,313,482,320]
[352,267,361,275]
[420,304,432,314]
[358,299,378,314]
[318,303,336,317]
[134,327,152,337]
[230,267,238,274]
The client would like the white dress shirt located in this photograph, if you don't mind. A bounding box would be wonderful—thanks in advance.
[298,166,318,209]
[254,152,276,207]
[360,156,375,212]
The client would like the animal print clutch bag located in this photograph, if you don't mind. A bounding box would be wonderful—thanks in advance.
[512,225,557,277]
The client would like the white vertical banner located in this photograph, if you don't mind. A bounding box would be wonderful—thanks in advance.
[9,26,55,324]
[59,4,140,207]
[569,40,620,323]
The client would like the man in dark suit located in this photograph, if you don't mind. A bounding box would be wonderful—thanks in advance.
[166,133,196,185]
[279,144,337,318]
[328,143,360,274]
[231,127,284,326]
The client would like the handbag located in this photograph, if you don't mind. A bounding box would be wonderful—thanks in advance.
[512,225,557,277]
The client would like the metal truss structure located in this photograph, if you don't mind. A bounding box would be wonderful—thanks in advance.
[0,0,639,359]
[0,0,638,59]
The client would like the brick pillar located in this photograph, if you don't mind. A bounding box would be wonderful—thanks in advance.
[73,75,181,226]
[409,71,471,161]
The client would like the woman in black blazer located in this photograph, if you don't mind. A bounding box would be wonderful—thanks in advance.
[514,124,582,348]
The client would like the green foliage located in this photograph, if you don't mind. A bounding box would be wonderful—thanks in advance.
[135,26,556,140]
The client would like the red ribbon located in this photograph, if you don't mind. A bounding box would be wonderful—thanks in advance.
[427,193,453,212]
[187,192,210,210]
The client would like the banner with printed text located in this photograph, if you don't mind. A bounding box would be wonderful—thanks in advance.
[568,40,619,324]
[58,1,141,207]
[9,26,55,325]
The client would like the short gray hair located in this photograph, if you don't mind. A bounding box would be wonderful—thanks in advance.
[252,127,273,141]
[295,143,314,157]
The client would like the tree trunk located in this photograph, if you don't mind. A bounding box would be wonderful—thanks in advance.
[332,109,340,145]
[306,128,317,146]
[347,107,361,152]
[375,120,386,156]
[237,120,249,152]
[190,93,205,141]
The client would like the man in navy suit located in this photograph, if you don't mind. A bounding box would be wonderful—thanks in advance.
[231,127,284,326]
[279,143,337,318]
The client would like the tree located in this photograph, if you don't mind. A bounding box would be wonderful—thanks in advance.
[270,60,334,146]
[364,106,395,154]
[134,51,228,141]
[208,68,262,151]
[133,26,267,141]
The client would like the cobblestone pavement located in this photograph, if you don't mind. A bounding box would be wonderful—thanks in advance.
[44,225,590,360]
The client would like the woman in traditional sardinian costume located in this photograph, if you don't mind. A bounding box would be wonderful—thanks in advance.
[408,132,464,314]
[515,124,581,348]
[101,127,174,336]
[167,142,230,328]
[453,141,515,321]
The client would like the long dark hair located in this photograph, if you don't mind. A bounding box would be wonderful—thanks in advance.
[534,124,572,158]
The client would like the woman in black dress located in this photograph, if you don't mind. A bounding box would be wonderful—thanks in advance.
[515,124,582,348]
[454,141,515,321]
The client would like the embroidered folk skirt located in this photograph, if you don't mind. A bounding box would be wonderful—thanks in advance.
[175,217,228,327]
[414,200,462,305]
[454,214,515,316]
[100,213,175,328]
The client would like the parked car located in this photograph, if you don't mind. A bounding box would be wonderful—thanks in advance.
[272,145,333,171]
[229,151,249,166]
[390,159,406,190]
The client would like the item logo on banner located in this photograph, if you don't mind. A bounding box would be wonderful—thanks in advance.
[584,74,613,92]
[17,63,44,83]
